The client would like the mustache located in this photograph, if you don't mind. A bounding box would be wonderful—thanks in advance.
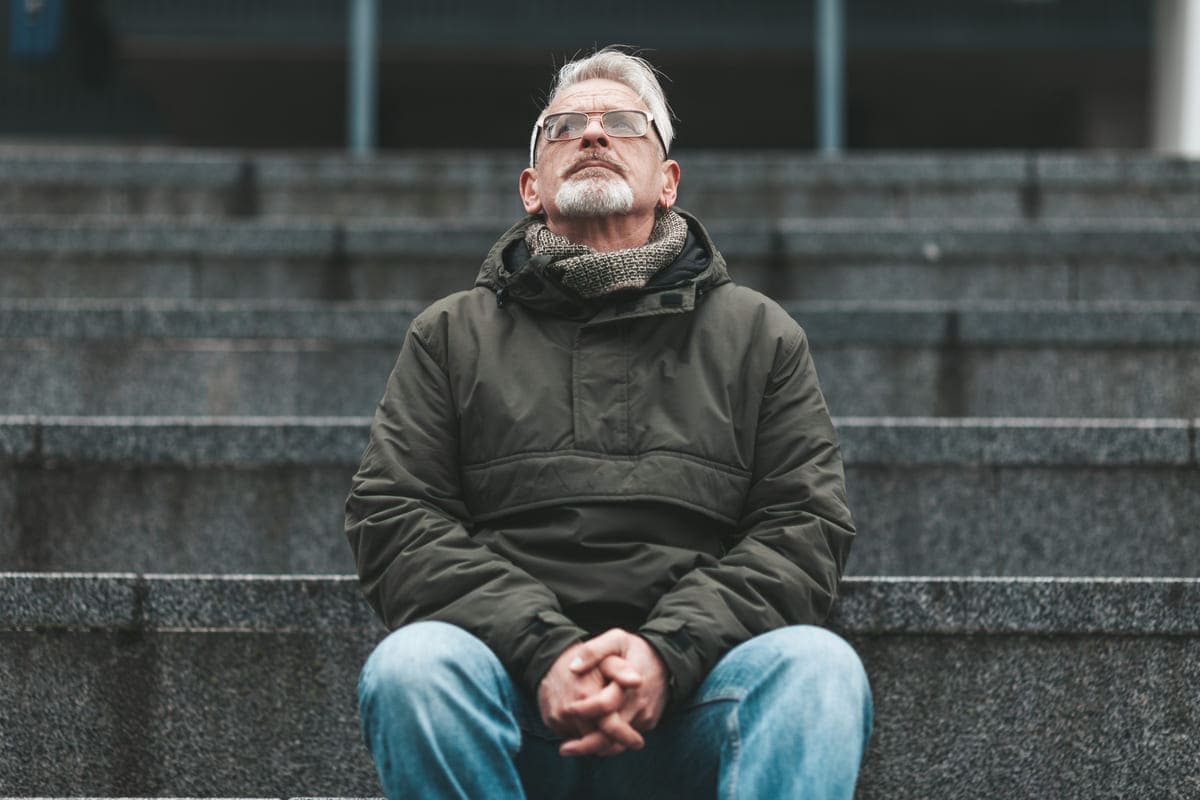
[560,154,626,178]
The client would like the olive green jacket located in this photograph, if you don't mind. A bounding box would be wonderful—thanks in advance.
[344,210,855,708]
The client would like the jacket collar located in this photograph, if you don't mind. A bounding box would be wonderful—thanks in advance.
[475,209,731,322]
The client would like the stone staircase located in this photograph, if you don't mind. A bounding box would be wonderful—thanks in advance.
[1,145,1197,799]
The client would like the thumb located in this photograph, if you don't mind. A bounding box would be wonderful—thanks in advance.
[595,654,643,688]
[569,629,631,673]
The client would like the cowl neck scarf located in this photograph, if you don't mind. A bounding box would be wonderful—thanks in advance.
[524,209,688,299]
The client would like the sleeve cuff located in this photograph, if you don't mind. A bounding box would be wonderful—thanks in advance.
[517,610,588,699]
[638,618,707,708]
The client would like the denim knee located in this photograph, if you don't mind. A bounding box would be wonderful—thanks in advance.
[769,626,867,683]
[356,622,529,798]
[727,627,870,717]
[358,620,499,708]
[770,626,866,676]
[761,626,872,735]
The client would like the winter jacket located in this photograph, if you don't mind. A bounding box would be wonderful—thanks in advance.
[344,210,855,708]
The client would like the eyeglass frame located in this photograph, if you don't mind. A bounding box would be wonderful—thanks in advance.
[528,109,668,167]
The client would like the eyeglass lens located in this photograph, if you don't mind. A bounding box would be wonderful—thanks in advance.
[544,110,648,141]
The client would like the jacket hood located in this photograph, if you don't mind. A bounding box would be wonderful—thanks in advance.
[474,209,732,320]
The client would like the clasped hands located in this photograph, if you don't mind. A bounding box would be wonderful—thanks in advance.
[536,628,669,758]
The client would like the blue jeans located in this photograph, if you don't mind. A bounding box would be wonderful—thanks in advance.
[358,621,872,799]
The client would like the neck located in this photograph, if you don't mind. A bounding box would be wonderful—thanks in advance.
[544,213,657,252]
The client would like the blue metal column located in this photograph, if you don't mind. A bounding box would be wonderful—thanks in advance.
[816,0,846,155]
[347,0,379,156]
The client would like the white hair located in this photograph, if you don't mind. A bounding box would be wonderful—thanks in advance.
[529,46,676,167]
[555,174,635,217]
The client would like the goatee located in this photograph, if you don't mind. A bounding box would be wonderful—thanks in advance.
[555,175,634,217]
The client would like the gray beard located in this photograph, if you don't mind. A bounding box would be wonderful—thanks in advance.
[554,175,634,218]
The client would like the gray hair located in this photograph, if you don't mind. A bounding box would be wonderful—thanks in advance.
[529,46,675,167]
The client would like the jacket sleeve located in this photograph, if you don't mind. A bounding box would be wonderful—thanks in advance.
[638,325,855,707]
[345,318,587,697]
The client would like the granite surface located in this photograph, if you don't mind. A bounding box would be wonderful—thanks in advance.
[0,628,380,795]
[0,463,359,573]
[831,577,1200,634]
[8,299,1198,344]
[6,147,1200,223]
[0,420,1198,574]
[0,419,36,459]
[4,574,1197,635]
[5,218,1200,302]
[0,300,420,341]
[4,303,1199,417]
[816,346,1200,418]
[0,347,392,416]
[836,417,1194,466]
[1034,152,1200,184]
[1,576,1197,797]
[3,219,336,256]
[0,572,139,628]
[7,218,1200,260]
[0,144,245,182]
[12,342,1198,418]
[2,144,1198,798]
[28,417,370,466]
[848,633,1200,799]
[0,416,1192,468]
[845,462,1200,575]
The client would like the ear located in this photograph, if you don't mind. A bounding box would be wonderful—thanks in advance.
[657,160,681,210]
[519,168,543,214]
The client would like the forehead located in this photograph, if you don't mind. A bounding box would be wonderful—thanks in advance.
[545,78,648,116]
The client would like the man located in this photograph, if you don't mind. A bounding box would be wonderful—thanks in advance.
[346,47,872,799]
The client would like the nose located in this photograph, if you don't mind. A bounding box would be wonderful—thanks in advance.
[579,115,609,149]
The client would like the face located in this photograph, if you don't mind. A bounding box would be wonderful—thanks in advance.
[519,78,679,222]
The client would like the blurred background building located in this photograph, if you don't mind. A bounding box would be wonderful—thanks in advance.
[3,0,1196,154]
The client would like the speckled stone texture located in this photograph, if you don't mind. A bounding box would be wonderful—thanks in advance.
[0,574,392,795]
[6,146,1200,221]
[836,418,1193,466]
[849,634,1200,800]
[0,629,380,796]
[0,347,395,416]
[2,464,358,573]
[0,146,246,219]
[0,300,422,341]
[4,144,1198,798]
[848,465,1200,576]
[815,346,1200,418]
[1,576,1197,798]
[6,218,1200,301]
[3,301,1199,417]
[1,418,1197,574]
[29,417,369,466]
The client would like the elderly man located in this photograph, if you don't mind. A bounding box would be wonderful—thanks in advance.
[346,47,872,799]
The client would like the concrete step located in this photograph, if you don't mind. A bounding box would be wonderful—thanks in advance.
[4,217,1200,301]
[1,573,1196,798]
[2,300,1198,418]
[4,145,1200,221]
[1,417,1195,576]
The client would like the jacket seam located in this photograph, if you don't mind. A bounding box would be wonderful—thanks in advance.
[780,325,805,368]
[460,447,752,477]
[571,328,582,448]
[407,319,448,375]
[469,493,742,527]
[622,322,631,453]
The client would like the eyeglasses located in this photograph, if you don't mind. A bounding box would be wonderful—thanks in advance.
[530,109,666,165]
[541,109,655,142]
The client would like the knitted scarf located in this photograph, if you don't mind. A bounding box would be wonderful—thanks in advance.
[524,209,688,299]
